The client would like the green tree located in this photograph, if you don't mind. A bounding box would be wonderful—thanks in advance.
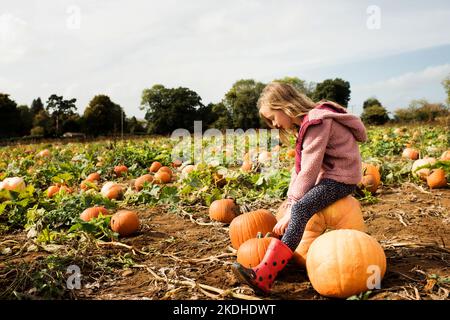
[18,105,33,136]
[363,97,382,110]
[224,79,266,129]
[83,95,124,136]
[46,94,77,136]
[361,105,390,125]
[209,102,232,129]
[140,85,204,134]
[274,76,315,97]
[312,78,351,107]
[127,116,146,134]
[32,110,52,136]
[443,74,450,106]
[394,99,449,123]
[30,97,44,116]
[0,93,20,137]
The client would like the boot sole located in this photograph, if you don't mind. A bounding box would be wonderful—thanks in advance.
[231,263,269,296]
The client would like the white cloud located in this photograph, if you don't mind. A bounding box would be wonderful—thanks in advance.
[351,64,450,114]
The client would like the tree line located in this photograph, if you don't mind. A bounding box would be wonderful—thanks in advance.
[1,75,449,139]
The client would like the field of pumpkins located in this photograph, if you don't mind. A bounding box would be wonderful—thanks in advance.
[0,125,449,300]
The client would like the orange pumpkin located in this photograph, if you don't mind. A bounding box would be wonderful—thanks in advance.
[209,199,240,223]
[306,229,386,298]
[114,165,128,177]
[441,150,450,161]
[37,149,51,158]
[154,171,171,184]
[172,159,183,167]
[236,232,273,268]
[258,151,272,164]
[241,161,252,172]
[158,166,173,176]
[86,172,101,182]
[229,209,277,249]
[80,179,97,191]
[149,161,162,173]
[427,169,447,189]
[181,165,195,176]
[276,196,366,266]
[47,185,60,198]
[80,206,108,222]
[286,149,296,158]
[101,182,123,200]
[110,210,140,236]
[0,177,26,192]
[134,174,154,191]
[360,163,381,193]
[402,148,419,160]
[412,157,436,180]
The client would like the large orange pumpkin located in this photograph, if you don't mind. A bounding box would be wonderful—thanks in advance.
[86,172,101,182]
[360,163,381,193]
[134,174,154,191]
[209,199,240,223]
[110,210,140,236]
[229,209,277,249]
[80,206,109,222]
[427,169,447,189]
[114,165,128,177]
[402,148,419,160]
[306,229,386,298]
[149,161,162,173]
[412,157,436,180]
[236,232,273,268]
[101,182,123,200]
[154,171,171,184]
[276,196,366,266]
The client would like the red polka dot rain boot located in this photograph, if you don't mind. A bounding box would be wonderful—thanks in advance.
[231,237,293,295]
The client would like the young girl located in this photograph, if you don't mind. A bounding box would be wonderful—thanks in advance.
[232,82,368,295]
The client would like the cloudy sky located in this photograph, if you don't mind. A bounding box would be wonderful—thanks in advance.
[1,0,450,118]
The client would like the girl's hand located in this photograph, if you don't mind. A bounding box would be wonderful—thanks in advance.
[273,209,291,236]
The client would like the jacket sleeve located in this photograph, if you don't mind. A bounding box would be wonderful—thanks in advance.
[287,119,332,203]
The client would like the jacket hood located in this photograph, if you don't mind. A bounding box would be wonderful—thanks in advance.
[307,102,368,142]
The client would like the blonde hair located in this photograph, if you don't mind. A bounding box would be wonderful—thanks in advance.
[257,82,316,146]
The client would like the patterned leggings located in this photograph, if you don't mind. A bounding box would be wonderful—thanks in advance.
[282,178,357,251]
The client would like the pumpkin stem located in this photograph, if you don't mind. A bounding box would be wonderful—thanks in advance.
[264,232,272,238]
[256,232,263,238]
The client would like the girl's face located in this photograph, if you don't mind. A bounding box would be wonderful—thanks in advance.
[260,105,297,130]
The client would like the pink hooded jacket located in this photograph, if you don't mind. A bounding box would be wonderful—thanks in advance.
[286,101,368,205]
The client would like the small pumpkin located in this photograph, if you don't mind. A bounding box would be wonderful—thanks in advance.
[149,161,162,173]
[241,161,252,172]
[80,179,97,191]
[158,166,173,176]
[276,196,366,266]
[86,172,101,182]
[441,150,450,161]
[154,171,171,184]
[47,185,60,198]
[37,149,51,158]
[134,174,154,191]
[110,210,140,236]
[101,182,123,200]
[359,163,381,193]
[114,165,128,177]
[229,209,277,249]
[0,177,26,192]
[412,157,436,180]
[80,206,108,222]
[236,232,273,268]
[209,199,240,223]
[181,165,195,176]
[258,151,272,164]
[402,148,419,160]
[306,229,386,298]
[427,169,447,189]
[286,149,296,158]
[172,159,183,167]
